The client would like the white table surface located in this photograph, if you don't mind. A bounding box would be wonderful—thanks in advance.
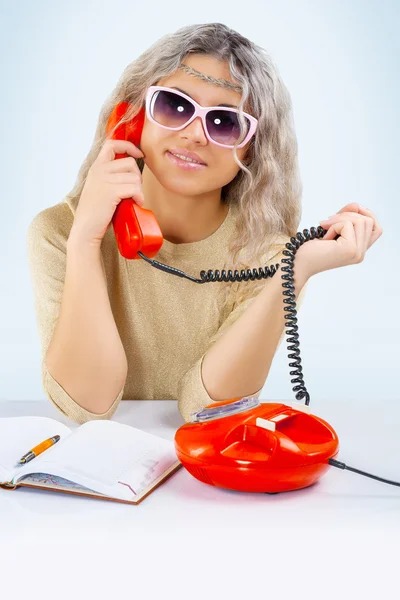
[1,397,399,599]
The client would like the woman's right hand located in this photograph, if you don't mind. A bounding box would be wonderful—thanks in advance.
[68,139,145,248]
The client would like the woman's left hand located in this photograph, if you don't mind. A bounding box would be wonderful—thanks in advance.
[295,202,383,279]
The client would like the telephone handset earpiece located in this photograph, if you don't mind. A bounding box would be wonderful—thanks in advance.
[106,102,164,259]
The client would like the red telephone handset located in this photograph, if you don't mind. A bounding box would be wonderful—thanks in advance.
[106,102,164,259]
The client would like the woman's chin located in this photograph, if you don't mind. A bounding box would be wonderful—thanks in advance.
[157,170,210,195]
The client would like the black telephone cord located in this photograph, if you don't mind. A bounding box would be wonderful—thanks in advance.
[328,458,400,488]
[138,223,332,407]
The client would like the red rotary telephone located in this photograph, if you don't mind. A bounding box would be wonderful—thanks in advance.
[174,397,339,494]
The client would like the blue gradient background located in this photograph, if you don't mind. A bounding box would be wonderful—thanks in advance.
[1,0,398,406]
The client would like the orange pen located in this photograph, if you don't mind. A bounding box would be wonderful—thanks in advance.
[18,435,61,464]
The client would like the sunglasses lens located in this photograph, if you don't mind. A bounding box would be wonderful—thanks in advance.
[150,90,251,146]
[206,110,250,146]
[151,89,195,128]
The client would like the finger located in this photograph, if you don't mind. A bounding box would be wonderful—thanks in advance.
[339,204,378,231]
[107,156,142,175]
[333,204,382,237]
[117,184,145,205]
[328,220,365,264]
[364,215,374,252]
[107,172,142,186]
[321,226,337,240]
[322,220,355,242]
[321,223,340,240]
[355,207,382,243]
[98,139,144,163]
[319,211,364,229]
[336,202,364,214]
[353,218,366,262]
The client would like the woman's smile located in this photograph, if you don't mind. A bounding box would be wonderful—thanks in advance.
[166,150,208,171]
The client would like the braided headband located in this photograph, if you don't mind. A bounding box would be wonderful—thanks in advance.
[178,64,243,93]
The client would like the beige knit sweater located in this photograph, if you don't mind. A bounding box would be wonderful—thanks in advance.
[26,197,306,425]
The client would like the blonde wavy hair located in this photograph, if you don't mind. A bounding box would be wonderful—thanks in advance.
[64,22,303,324]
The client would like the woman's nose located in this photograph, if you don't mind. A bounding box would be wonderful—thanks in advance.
[179,116,208,144]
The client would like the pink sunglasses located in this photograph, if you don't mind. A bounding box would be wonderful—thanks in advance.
[145,85,258,148]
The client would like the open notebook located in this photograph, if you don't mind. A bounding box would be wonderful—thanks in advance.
[0,416,182,505]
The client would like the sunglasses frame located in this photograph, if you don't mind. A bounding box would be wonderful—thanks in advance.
[145,85,258,149]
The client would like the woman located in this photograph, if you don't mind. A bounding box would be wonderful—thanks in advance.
[27,23,382,425]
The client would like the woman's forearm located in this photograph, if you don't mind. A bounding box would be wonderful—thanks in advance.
[45,232,128,414]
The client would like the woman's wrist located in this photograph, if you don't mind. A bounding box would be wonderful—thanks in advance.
[293,247,315,281]
[67,225,103,255]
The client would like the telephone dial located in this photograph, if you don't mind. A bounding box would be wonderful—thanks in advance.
[105,102,399,494]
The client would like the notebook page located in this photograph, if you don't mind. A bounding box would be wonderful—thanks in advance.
[0,417,71,481]
[13,420,178,501]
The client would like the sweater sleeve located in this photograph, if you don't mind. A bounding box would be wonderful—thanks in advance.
[26,208,124,424]
[176,245,308,422]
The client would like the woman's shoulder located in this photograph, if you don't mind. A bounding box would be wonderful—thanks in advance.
[27,200,74,248]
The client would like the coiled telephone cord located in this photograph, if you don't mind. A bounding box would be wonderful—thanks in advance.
[138,224,330,408]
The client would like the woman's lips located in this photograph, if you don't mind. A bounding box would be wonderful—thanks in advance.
[166,150,207,171]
